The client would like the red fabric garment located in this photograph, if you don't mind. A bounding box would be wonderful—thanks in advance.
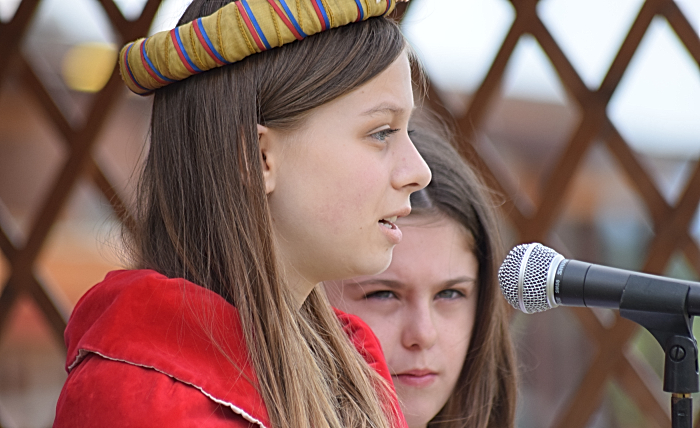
[54,269,406,427]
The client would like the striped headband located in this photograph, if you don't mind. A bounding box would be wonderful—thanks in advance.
[119,0,404,95]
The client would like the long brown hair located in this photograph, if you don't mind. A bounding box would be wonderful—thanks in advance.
[129,1,407,427]
[408,115,517,428]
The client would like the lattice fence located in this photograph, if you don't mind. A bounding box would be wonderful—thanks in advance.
[416,1,700,427]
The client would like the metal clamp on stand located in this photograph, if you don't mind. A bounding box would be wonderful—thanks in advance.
[620,275,699,428]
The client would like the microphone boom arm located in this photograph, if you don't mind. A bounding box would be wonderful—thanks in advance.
[621,275,697,428]
[557,258,699,428]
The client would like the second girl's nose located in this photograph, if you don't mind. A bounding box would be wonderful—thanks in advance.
[400,304,438,351]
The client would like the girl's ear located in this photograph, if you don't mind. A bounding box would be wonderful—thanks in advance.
[257,124,276,195]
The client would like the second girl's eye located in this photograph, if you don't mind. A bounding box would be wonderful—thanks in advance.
[435,289,465,300]
[370,128,400,142]
[364,290,397,300]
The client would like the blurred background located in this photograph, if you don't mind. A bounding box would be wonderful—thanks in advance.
[0,0,699,426]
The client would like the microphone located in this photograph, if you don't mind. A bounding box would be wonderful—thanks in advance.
[498,242,700,315]
[500,243,700,397]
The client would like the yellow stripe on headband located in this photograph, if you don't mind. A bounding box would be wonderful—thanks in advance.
[119,0,400,95]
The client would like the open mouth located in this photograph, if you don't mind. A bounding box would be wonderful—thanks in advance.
[379,216,398,229]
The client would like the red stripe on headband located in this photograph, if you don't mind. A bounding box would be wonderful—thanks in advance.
[123,44,148,92]
[139,42,168,85]
[170,29,198,74]
[310,0,327,31]
[192,19,227,65]
[266,0,304,40]
[235,1,266,51]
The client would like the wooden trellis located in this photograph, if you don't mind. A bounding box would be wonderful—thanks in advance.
[0,0,699,427]
[419,1,700,427]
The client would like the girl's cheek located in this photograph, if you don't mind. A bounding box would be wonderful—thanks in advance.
[314,201,352,235]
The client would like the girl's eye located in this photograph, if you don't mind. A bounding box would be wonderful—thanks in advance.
[364,290,397,300]
[371,128,400,142]
[435,289,465,300]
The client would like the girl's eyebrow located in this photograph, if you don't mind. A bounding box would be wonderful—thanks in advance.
[361,103,416,118]
[350,279,403,289]
[351,276,476,290]
[352,276,476,290]
[361,104,404,117]
[442,277,477,288]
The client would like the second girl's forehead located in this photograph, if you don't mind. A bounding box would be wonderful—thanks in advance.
[398,216,476,253]
[379,221,479,282]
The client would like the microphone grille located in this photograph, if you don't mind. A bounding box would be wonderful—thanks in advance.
[498,243,562,313]
[498,244,528,310]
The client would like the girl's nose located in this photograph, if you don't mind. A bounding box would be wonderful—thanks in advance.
[400,303,438,350]
[391,135,431,193]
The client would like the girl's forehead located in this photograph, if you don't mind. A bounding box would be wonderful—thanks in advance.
[398,214,475,249]
[374,223,479,285]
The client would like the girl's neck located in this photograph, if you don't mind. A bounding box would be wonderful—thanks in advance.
[281,265,319,309]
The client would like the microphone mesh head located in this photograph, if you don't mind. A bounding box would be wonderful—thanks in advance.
[498,243,562,313]
[498,244,528,310]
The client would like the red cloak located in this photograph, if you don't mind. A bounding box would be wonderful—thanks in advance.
[53,269,406,427]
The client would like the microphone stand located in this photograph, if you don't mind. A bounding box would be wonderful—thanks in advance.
[619,275,699,428]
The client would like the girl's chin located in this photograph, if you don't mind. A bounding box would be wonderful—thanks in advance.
[402,409,437,428]
[401,403,444,428]
[357,252,394,277]
[325,245,394,281]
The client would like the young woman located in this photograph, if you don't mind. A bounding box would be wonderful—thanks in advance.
[326,119,518,428]
[53,1,430,427]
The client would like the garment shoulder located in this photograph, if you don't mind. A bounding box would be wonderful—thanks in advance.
[335,309,388,376]
[54,354,256,428]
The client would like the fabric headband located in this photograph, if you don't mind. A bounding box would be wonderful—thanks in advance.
[119,0,402,95]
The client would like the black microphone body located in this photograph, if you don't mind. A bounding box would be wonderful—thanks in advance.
[555,259,700,316]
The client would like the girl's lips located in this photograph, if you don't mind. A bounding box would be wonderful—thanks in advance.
[393,371,438,388]
[378,220,402,245]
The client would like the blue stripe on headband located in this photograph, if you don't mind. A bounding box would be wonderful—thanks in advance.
[277,0,308,38]
[314,0,330,29]
[141,41,177,82]
[241,0,272,50]
[174,27,203,73]
[353,0,364,20]
[125,44,150,91]
[195,18,231,63]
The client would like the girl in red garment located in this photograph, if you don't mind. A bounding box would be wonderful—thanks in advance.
[53,0,429,427]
